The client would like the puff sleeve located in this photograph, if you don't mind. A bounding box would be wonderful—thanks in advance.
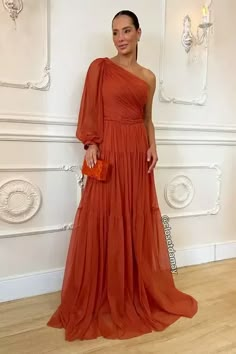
[76,58,105,148]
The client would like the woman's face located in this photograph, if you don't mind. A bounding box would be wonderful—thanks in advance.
[112,15,141,56]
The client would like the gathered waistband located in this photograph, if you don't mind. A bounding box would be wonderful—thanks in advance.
[104,116,144,125]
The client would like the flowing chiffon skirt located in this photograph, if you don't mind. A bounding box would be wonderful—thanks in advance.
[47,118,198,340]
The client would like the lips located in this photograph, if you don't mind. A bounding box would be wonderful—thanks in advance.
[119,44,128,49]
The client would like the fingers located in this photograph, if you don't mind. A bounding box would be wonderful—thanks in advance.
[86,151,95,168]
[147,150,152,162]
[148,157,158,173]
[86,154,94,168]
[85,145,98,168]
[92,149,97,165]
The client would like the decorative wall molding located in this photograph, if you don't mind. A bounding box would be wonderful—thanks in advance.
[0,164,84,192]
[1,239,236,302]
[0,179,42,223]
[2,0,24,22]
[0,112,77,126]
[0,165,80,172]
[2,134,236,145]
[159,0,211,106]
[0,163,221,236]
[0,133,78,143]
[156,122,236,133]
[1,114,236,133]
[157,163,221,218]
[1,115,236,144]
[159,85,208,106]
[0,165,83,238]
[156,137,236,146]
[0,223,74,239]
[1,130,236,145]
[0,0,51,90]
[164,175,195,209]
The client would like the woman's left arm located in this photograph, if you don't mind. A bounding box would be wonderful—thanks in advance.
[144,71,158,173]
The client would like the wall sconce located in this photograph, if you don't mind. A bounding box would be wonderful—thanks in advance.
[2,0,23,22]
[182,4,213,53]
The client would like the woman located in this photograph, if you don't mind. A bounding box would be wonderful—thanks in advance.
[47,10,198,341]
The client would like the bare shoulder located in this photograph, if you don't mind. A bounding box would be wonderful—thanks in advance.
[144,68,156,87]
[137,64,156,89]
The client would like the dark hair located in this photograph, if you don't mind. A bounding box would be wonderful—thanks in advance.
[112,10,140,60]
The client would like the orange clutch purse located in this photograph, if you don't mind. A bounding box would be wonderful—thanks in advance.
[81,159,109,181]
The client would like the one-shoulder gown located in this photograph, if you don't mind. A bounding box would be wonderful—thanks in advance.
[47,57,198,340]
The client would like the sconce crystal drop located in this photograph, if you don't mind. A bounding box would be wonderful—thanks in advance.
[2,0,23,22]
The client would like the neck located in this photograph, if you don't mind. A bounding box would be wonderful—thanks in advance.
[115,53,137,67]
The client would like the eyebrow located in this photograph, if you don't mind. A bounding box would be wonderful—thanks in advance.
[113,26,133,31]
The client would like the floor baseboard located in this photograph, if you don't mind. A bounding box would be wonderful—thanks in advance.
[1,241,235,303]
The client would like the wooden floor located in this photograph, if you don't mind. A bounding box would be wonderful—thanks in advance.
[1,259,236,354]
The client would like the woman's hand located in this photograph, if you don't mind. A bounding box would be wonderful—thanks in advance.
[85,144,100,168]
[147,145,158,173]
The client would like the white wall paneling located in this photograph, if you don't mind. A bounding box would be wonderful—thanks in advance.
[0,165,83,239]
[2,239,236,303]
[1,118,236,144]
[0,268,64,302]
[0,0,50,90]
[159,0,213,105]
[0,0,235,302]
[155,163,221,218]
[0,112,77,126]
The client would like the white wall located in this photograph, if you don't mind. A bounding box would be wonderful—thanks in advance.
[0,0,235,302]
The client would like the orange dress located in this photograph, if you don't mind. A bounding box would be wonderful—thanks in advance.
[47,57,198,340]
